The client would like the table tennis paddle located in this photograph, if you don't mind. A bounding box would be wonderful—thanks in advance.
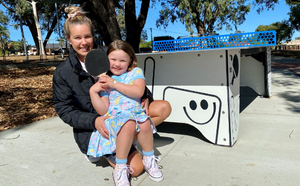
[85,49,110,77]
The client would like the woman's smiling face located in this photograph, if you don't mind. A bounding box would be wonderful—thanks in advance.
[67,23,93,62]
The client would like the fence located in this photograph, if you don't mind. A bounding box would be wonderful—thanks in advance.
[0,38,69,62]
[276,44,300,50]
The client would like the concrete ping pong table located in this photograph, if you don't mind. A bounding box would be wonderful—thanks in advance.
[136,31,276,147]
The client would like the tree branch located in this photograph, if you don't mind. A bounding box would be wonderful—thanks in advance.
[0,2,15,13]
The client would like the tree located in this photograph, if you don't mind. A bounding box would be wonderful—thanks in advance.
[80,0,152,52]
[1,0,66,54]
[0,9,10,61]
[116,1,126,41]
[255,21,293,50]
[10,40,26,52]
[254,0,300,32]
[253,0,279,13]
[0,26,10,60]
[39,2,67,49]
[156,0,251,35]
[139,40,152,48]
[287,1,300,31]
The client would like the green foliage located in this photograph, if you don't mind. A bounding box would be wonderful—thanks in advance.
[9,39,29,52]
[253,0,279,13]
[0,9,9,25]
[254,0,300,38]
[255,21,293,44]
[0,49,10,56]
[156,0,250,35]
[0,9,10,38]
[2,0,66,52]
[139,40,152,48]
[0,10,10,57]
[288,2,300,31]
[116,2,126,40]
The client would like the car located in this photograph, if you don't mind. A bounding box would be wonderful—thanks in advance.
[17,51,37,55]
[28,51,37,55]
[52,48,69,55]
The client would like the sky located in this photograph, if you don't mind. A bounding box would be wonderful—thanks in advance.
[1,0,299,46]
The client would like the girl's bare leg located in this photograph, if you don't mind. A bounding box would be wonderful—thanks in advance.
[110,120,144,177]
[116,120,136,160]
[137,120,153,153]
[149,100,172,127]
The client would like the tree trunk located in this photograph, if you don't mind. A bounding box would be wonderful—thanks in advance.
[82,0,150,51]
[27,21,39,54]
[43,4,65,52]
[93,0,121,42]
[31,0,45,55]
[0,37,6,62]
[195,18,206,35]
[81,1,112,45]
[125,0,150,53]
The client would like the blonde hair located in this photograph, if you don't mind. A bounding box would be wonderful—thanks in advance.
[64,6,94,38]
[107,40,137,72]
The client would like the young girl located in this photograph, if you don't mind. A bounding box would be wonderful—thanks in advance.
[88,40,163,185]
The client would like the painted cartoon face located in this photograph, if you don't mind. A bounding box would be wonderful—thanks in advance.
[163,87,221,125]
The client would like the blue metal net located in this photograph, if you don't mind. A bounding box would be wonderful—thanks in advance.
[153,31,276,52]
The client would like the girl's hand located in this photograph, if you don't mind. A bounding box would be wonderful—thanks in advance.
[99,75,116,89]
[90,79,109,93]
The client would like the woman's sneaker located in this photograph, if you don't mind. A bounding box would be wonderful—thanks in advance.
[85,155,101,163]
[112,164,133,186]
[142,155,164,182]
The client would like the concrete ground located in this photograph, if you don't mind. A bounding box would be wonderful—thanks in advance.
[0,56,300,186]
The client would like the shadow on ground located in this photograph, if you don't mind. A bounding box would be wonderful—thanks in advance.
[271,67,300,114]
[240,86,259,113]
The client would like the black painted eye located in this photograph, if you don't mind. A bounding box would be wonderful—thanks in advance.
[189,100,197,110]
[200,100,208,110]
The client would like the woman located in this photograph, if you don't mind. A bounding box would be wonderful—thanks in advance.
[52,5,171,177]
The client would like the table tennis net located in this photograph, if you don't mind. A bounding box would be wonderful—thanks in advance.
[152,31,276,52]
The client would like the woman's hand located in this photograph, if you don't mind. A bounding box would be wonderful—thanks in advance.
[141,98,149,115]
[95,116,110,139]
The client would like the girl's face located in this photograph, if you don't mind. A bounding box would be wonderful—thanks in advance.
[108,49,131,76]
[67,23,93,62]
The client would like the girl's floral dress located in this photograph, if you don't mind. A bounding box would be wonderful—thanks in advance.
[87,67,156,157]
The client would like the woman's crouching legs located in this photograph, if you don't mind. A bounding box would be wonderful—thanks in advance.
[149,100,172,127]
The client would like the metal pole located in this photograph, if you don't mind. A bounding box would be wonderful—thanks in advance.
[150,27,153,43]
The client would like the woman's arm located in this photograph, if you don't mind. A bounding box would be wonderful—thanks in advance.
[53,69,98,130]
